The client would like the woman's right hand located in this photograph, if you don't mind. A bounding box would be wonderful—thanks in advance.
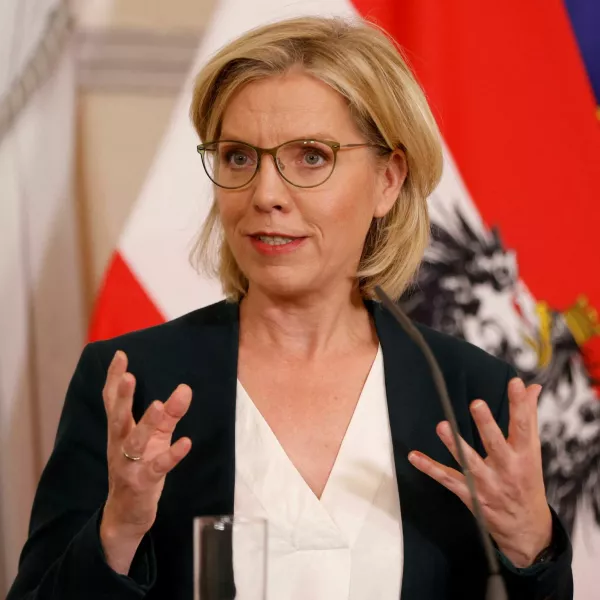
[99,350,192,575]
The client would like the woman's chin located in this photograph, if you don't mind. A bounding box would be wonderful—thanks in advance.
[246,267,319,299]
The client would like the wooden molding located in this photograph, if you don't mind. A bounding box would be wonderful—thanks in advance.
[76,28,201,94]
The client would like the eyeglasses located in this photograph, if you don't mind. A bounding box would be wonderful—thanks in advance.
[196,139,389,189]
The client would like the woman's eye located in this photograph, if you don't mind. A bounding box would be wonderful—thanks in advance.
[302,150,326,167]
[225,151,251,167]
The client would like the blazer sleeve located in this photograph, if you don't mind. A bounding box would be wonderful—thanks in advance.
[493,363,573,600]
[6,343,157,600]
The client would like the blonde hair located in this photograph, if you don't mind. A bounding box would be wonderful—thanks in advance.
[189,16,443,301]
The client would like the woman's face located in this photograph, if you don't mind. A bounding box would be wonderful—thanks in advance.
[216,72,405,299]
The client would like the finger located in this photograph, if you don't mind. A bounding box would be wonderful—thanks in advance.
[408,451,470,505]
[507,378,542,450]
[436,421,488,478]
[155,385,193,435]
[103,350,128,410]
[122,400,164,459]
[108,372,136,439]
[469,400,512,464]
[146,436,192,481]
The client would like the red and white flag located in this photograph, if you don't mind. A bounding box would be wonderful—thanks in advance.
[89,2,600,597]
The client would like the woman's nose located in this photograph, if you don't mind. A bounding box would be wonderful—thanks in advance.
[251,153,292,212]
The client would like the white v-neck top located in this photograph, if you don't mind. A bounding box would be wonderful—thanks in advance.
[234,347,404,600]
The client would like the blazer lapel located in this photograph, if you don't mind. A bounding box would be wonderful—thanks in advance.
[371,301,478,600]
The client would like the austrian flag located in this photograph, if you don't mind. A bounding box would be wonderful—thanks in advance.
[90,2,600,598]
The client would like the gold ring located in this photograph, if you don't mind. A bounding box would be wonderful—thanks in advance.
[122,447,142,461]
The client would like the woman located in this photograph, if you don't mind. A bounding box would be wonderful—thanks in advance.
[8,16,572,600]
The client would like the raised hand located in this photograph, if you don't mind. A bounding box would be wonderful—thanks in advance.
[408,378,553,568]
[100,350,193,574]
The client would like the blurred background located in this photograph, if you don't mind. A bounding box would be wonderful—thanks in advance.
[0,0,217,594]
[1,0,598,598]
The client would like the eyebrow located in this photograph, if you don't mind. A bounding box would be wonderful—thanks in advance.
[218,132,338,143]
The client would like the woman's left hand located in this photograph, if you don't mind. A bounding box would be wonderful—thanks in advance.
[408,377,553,568]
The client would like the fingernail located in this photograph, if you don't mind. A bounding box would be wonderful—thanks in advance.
[437,421,450,437]
[113,350,126,365]
[471,400,485,413]
[408,451,419,464]
[510,377,525,392]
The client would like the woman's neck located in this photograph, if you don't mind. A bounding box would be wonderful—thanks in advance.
[239,284,375,360]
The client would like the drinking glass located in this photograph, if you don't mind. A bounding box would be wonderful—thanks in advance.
[193,516,267,600]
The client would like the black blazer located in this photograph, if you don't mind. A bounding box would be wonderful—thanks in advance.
[8,300,572,600]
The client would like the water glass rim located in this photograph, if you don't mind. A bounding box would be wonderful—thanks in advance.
[194,515,267,526]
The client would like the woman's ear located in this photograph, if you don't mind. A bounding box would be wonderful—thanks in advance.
[373,149,408,218]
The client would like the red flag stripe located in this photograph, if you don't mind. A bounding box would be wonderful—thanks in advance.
[89,252,165,342]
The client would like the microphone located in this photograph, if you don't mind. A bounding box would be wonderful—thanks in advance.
[374,286,508,600]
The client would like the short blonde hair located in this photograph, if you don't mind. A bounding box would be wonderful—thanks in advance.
[190,16,443,301]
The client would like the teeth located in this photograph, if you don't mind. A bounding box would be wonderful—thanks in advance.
[257,235,295,245]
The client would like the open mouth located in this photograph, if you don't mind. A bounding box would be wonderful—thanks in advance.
[249,233,307,254]
[253,235,298,246]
